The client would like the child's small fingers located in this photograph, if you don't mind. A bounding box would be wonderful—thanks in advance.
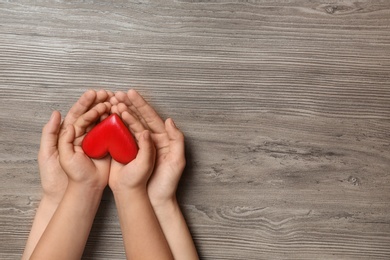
[110,95,119,106]
[62,90,96,129]
[100,113,109,121]
[111,104,120,115]
[117,102,131,114]
[115,91,132,106]
[94,89,109,105]
[73,103,109,137]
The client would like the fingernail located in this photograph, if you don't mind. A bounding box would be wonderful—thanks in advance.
[170,118,177,128]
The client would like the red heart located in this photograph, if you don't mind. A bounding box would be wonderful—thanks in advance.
[81,114,138,164]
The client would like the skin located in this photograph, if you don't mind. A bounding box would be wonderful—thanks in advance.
[110,89,199,260]
[22,89,113,260]
[24,89,194,259]
[30,102,112,259]
[109,130,173,260]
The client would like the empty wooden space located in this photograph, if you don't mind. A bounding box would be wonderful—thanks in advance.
[1,0,389,259]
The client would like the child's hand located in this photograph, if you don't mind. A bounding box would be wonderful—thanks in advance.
[110,90,186,207]
[23,90,113,260]
[38,90,112,203]
[108,125,172,260]
[109,129,156,193]
[110,90,198,260]
[58,102,112,191]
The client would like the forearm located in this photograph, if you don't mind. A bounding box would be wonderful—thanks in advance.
[153,199,199,260]
[22,196,60,260]
[30,183,103,260]
[114,189,173,260]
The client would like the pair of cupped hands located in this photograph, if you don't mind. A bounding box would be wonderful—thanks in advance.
[39,89,185,205]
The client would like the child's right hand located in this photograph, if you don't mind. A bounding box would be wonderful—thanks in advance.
[110,90,186,207]
[110,90,199,260]
[108,129,156,194]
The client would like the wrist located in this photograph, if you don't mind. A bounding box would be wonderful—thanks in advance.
[65,181,104,205]
[112,186,148,200]
[67,179,107,193]
[40,193,64,207]
[36,195,63,219]
[151,197,180,218]
[149,194,178,209]
[110,179,149,197]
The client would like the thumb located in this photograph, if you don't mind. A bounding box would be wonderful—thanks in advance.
[58,124,76,164]
[133,130,156,172]
[165,118,186,170]
[39,111,62,159]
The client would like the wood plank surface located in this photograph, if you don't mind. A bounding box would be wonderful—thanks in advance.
[1,0,389,259]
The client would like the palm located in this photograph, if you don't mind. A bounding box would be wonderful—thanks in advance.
[144,128,185,205]
[109,160,147,191]
[39,152,68,203]
[58,101,112,189]
[67,130,110,187]
[148,145,175,193]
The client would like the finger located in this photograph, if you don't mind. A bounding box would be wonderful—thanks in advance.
[111,104,120,115]
[115,102,147,133]
[73,103,110,138]
[114,91,149,125]
[116,90,150,129]
[62,90,96,129]
[95,89,109,105]
[114,91,132,106]
[106,90,114,98]
[127,89,166,134]
[117,103,139,122]
[58,124,76,163]
[121,111,147,139]
[93,89,113,124]
[109,95,119,106]
[166,118,186,167]
[96,101,112,124]
[100,113,109,121]
[133,130,156,172]
[39,111,62,159]
[97,101,112,126]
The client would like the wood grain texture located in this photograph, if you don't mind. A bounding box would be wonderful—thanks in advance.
[1,0,389,259]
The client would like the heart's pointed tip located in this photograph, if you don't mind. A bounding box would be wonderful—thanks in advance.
[114,156,136,165]
[109,113,120,120]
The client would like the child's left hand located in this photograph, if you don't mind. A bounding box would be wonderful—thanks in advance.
[58,101,112,191]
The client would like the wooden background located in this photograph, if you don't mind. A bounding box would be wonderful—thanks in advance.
[1,0,389,259]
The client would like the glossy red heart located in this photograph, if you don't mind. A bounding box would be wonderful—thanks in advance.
[81,114,138,164]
